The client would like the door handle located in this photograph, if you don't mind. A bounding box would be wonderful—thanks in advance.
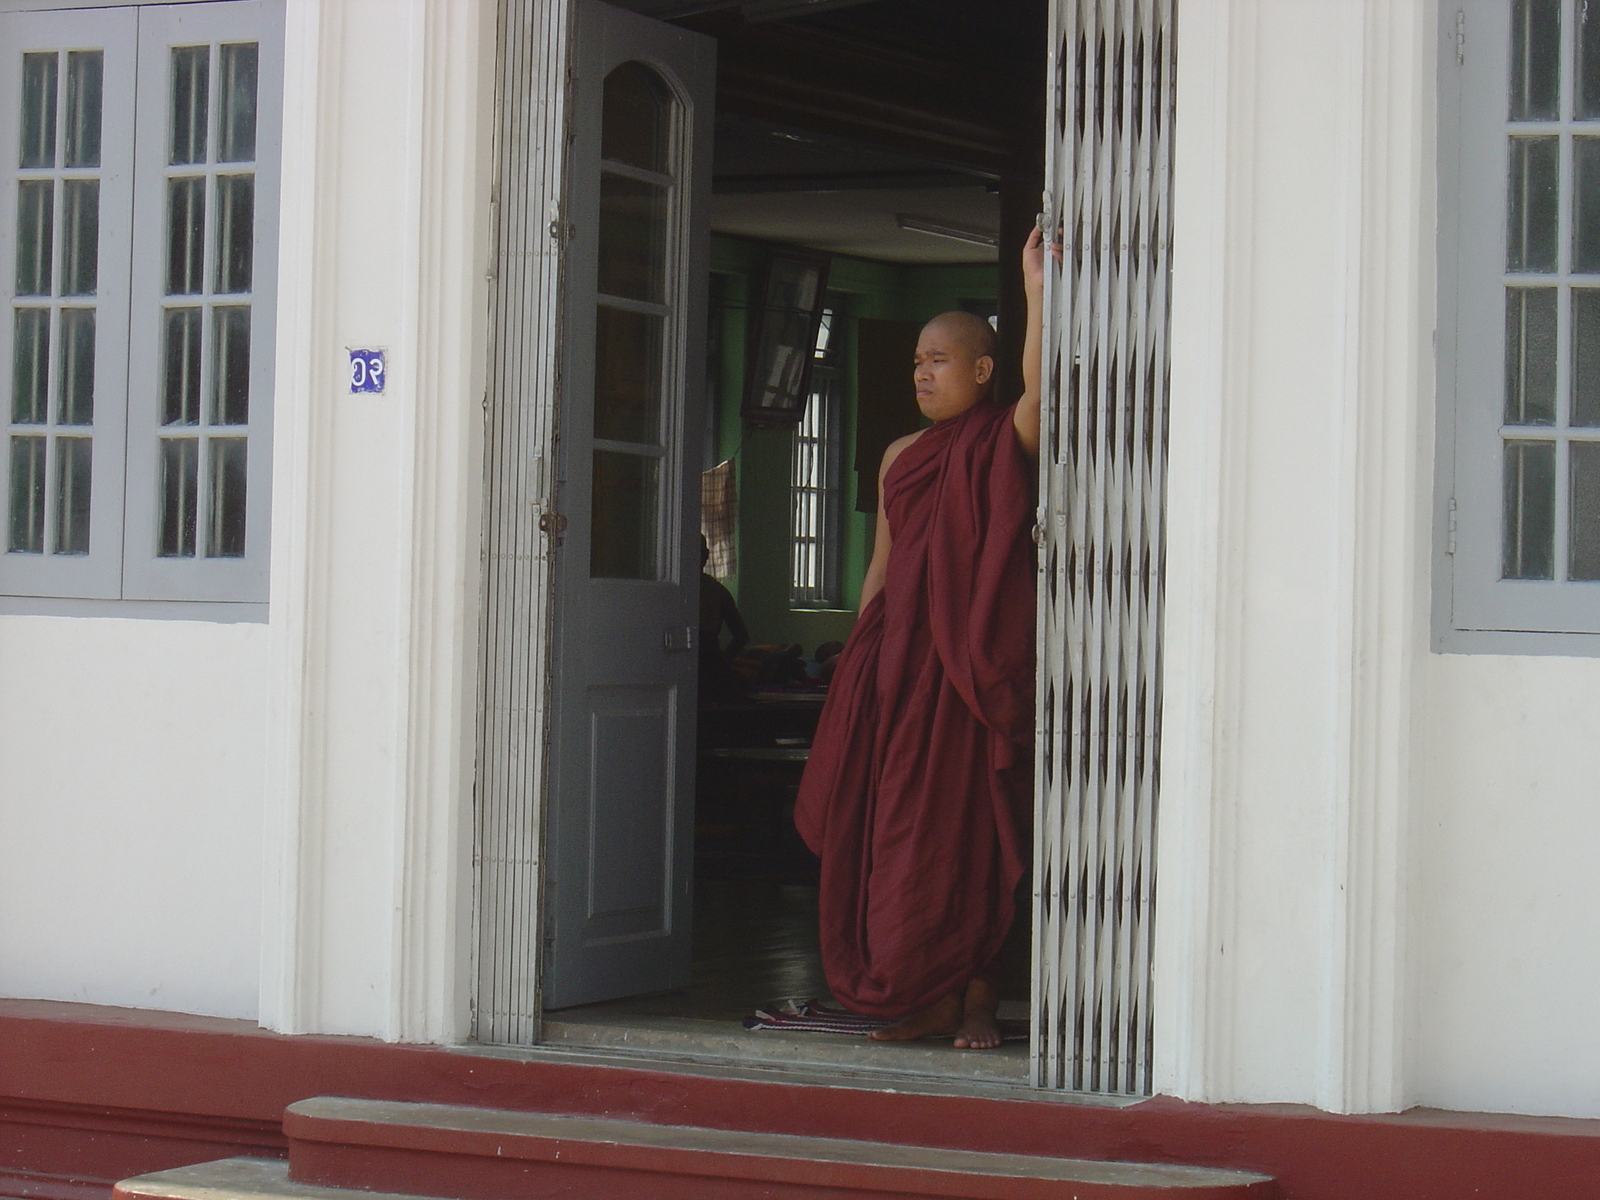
[663,626,696,652]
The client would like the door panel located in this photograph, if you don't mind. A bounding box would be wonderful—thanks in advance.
[544,0,713,1011]
[586,685,675,938]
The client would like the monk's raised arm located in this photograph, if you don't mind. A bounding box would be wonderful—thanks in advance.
[1015,225,1058,460]
[858,432,920,612]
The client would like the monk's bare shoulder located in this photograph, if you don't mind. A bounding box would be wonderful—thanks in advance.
[880,430,925,479]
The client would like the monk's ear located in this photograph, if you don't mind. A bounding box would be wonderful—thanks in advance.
[974,355,994,386]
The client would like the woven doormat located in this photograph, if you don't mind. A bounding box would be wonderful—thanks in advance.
[743,998,1028,1042]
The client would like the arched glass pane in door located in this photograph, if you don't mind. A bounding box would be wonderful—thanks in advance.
[591,61,676,579]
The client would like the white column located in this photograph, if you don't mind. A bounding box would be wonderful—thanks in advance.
[1156,0,1432,1113]
[260,0,495,1042]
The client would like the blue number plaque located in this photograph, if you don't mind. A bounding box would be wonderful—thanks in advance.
[349,349,386,394]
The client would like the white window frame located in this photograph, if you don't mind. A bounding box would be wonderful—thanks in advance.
[0,0,280,618]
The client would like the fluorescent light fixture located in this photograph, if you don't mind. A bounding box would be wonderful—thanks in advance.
[894,213,999,248]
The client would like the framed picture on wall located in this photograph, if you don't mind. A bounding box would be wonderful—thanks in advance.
[741,249,832,425]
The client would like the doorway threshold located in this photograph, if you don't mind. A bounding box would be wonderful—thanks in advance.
[538,1009,1030,1085]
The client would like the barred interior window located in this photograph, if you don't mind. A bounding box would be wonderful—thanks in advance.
[790,305,840,608]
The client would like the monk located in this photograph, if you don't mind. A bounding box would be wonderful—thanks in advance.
[794,228,1051,1049]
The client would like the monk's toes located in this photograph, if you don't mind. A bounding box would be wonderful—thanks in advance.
[955,1023,1001,1050]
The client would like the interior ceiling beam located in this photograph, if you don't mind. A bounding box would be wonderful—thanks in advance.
[615,0,881,19]
[687,14,1021,176]
[713,169,995,195]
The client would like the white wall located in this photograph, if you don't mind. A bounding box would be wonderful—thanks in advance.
[1159,0,1428,1115]
[0,0,491,1042]
[1413,654,1600,1118]
[1160,0,1600,1121]
[258,0,491,1042]
[0,615,266,1020]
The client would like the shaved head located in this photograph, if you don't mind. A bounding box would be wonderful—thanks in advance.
[922,311,999,366]
[913,310,1000,420]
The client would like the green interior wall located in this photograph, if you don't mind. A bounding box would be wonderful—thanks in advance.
[707,234,997,653]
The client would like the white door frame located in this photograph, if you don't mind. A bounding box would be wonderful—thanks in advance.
[471,0,1177,1101]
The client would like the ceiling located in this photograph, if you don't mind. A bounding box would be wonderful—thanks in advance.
[709,111,997,264]
[712,185,999,265]
[612,0,1040,266]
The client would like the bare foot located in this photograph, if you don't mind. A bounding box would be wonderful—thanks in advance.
[867,991,962,1041]
[953,977,1001,1050]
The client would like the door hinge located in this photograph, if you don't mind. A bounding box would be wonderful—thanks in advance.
[1447,496,1459,555]
[1455,10,1466,66]
[663,625,696,652]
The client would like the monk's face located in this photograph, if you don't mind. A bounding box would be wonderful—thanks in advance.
[913,320,994,422]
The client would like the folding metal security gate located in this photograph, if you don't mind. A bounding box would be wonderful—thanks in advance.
[1030,0,1176,1095]
[473,0,571,1046]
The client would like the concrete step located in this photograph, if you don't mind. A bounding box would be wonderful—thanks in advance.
[114,1159,413,1200]
[276,1095,1277,1200]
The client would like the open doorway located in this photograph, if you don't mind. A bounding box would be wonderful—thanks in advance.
[535,0,1047,1084]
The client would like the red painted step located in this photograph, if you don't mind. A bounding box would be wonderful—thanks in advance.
[283,1095,1277,1200]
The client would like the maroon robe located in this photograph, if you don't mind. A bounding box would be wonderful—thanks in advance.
[794,398,1035,1017]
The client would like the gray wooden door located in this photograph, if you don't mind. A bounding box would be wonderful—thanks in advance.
[542,0,714,1010]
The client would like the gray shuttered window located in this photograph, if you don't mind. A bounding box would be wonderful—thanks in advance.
[1439,0,1600,651]
[0,0,279,613]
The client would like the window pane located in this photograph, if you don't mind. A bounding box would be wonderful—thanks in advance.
[15,179,54,296]
[64,51,103,168]
[1570,441,1600,579]
[207,437,247,557]
[11,309,49,424]
[1503,439,1557,579]
[752,312,813,411]
[217,44,259,163]
[1505,287,1557,425]
[602,62,671,173]
[166,177,206,294]
[8,436,45,553]
[814,308,834,358]
[597,173,667,303]
[591,449,659,579]
[57,308,94,425]
[60,178,98,296]
[1584,0,1600,119]
[1511,0,1562,121]
[158,437,198,557]
[211,306,250,424]
[594,304,662,443]
[163,308,202,425]
[19,53,58,169]
[53,436,90,555]
[1508,136,1560,272]
[214,174,254,293]
[1575,138,1600,271]
[1574,290,1600,426]
[170,46,210,166]
[768,259,823,314]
